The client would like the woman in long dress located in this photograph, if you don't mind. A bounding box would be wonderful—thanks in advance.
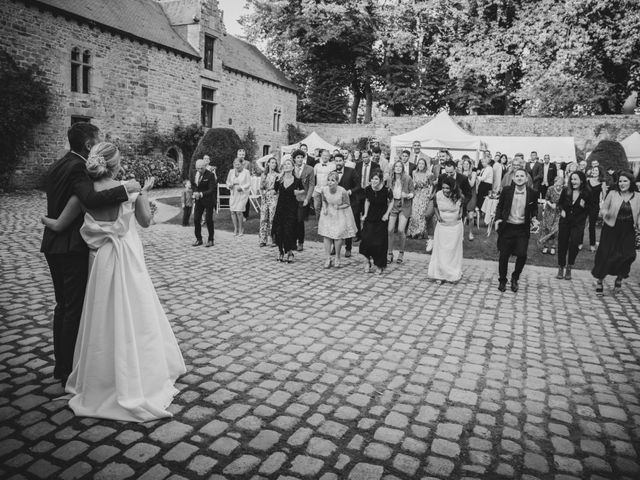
[41,142,185,422]
[585,165,606,251]
[538,175,563,255]
[592,171,640,295]
[271,157,304,262]
[318,171,358,268]
[226,158,252,236]
[359,170,393,274]
[259,157,279,247]
[407,158,432,238]
[428,175,464,283]
[460,156,478,240]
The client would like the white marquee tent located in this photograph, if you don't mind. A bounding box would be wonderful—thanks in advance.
[390,111,483,158]
[621,131,640,177]
[480,136,577,164]
[281,131,339,156]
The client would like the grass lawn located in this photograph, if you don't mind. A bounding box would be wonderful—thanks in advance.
[158,197,599,270]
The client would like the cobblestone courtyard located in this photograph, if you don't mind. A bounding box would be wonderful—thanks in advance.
[1,191,640,480]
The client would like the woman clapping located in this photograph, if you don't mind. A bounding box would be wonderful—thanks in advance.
[271,158,304,262]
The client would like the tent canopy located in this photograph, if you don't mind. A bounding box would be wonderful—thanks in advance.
[480,136,576,164]
[390,111,484,155]
[621,132,640,163]
[281,131,339,155]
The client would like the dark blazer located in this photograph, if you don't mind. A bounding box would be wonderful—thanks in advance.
[191,169,217,207]
[558,188,590,225]
[540,162,558,187]
[495,185,538,236]
[354,160,380,186]
[336,166,362,206]
[526,161,544,189]
[305,155,318,167]
[437,172,472,200]
[40,151,129,255]
[294,163,315,204]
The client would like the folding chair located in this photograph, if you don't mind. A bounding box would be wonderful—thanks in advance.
[217,183,231,213]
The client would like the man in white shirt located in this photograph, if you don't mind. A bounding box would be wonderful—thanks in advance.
[539,154,557,198]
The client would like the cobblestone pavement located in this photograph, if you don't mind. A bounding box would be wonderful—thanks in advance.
[1,191,640,480]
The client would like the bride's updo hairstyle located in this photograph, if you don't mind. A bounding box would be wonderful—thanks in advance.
[86,142,121,179]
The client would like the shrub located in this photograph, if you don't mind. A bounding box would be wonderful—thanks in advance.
[240,127,259,163]
[117,154,181,188]
[191,128,242,182]
[587,140,629,174]
[0,51,49,189]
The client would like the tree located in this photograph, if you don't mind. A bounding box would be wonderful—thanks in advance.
[191,128,242,181]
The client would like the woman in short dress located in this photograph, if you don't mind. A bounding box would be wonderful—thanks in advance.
[407,158,432,239]
[592,171,640,295]
[428,175,464,283]
[360,170,393,274]
[271,157,304,263]
[386,160,414,264]
[258,157,279,247]
[226,158,252,236]
[318,171,358,268]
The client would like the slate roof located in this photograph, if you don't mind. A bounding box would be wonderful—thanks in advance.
[30,0,199,58]
[222,35,298,93]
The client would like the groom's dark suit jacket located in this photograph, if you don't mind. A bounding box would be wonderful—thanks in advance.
[40,151,128,255]
[190,169,217,208]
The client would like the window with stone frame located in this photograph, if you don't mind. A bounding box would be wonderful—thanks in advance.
[201,87,217,128]
[71,48,91,93]
[262,145,270,156]
[272,106,282,132]
[204,35,215,71]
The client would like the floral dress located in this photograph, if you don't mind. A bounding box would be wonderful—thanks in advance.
[407,171,432,237]
[538,185,562,247]
[259,171,279,244]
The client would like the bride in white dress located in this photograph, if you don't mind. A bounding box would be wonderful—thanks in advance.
[42,142,186,422]
[428,175,464,283]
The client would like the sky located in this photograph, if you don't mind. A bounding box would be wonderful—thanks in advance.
[218,0,249,37]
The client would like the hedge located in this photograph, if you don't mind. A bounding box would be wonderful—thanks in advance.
[117,154,182,188]
[190,128,243,182]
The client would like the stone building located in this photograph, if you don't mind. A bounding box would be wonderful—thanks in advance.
[1,0,297,188]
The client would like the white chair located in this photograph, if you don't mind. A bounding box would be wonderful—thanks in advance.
[216,183,231,213]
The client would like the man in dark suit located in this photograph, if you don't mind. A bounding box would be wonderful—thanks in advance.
[525,151,544,193]
[539,154,557,198]
[292,149,316,251]
[334,153,361,256]
[494,168,539,293]
[398,149,417,176]
[41,122,140,386]
[437,159,472,199]
[301,143,317,167]
[191,158,217,247]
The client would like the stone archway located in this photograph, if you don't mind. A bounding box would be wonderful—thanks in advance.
[165,145,184,177]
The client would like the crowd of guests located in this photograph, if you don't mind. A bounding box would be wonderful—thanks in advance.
[184,143,640,295]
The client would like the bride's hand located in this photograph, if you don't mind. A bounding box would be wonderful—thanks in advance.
[142,177,155,192]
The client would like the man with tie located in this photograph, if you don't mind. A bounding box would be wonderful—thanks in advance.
[411,141,428,165]
[300,143,317,167]
[191,158,217,247]
[334,153,362,257]
[494,169,538,292]
[539,154,557,198]
[354,150,378,213]
[525,151,544,193]
[292,149,315,251]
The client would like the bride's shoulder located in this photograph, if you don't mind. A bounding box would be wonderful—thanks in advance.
[93,178,121,192]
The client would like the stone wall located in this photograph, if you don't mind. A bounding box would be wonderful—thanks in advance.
[218,69,297,155]
[300,115,640,158]
[1,1,201,188]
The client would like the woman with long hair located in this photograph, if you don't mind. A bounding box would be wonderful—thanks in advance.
[556,171,590,280]
[226,158,252,236]
[271,157,304,262]
[258,156,279,247]
[386,160,414,264]
[538,175,563,255]
[476,155,494,212]
[407,158,432,238]
[459,157,478,240]
[592,171,640,294]
[584,165,606,251]
[428,175,464,283]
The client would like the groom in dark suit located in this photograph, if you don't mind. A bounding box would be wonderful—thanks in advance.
[334,153,361,256]
[191,159,217,247]
[41,122,140,386]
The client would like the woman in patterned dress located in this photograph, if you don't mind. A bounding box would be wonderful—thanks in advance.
[407,158,432,239]
[538,175,563,255]
[258,157,279,246]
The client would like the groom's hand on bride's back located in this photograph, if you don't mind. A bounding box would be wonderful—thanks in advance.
[124,180,141,193]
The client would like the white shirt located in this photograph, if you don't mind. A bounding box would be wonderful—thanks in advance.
[361,162,371,188]
[508,188,527,224]
[542,163,550,185]
[314,162,336,189]
[479,166,494,184]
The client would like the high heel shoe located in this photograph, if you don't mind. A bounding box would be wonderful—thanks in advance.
[286,252,294,263]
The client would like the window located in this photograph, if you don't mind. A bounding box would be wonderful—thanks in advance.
[70,115,91,126]
[204,35,215,70]
[262,145,270,156]
[272,106,282,132]
[71,48,91,93]
[201,87,217,128]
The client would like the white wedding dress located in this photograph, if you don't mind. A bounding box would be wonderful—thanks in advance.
[428,191,463,282]
[66,193,186,422]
